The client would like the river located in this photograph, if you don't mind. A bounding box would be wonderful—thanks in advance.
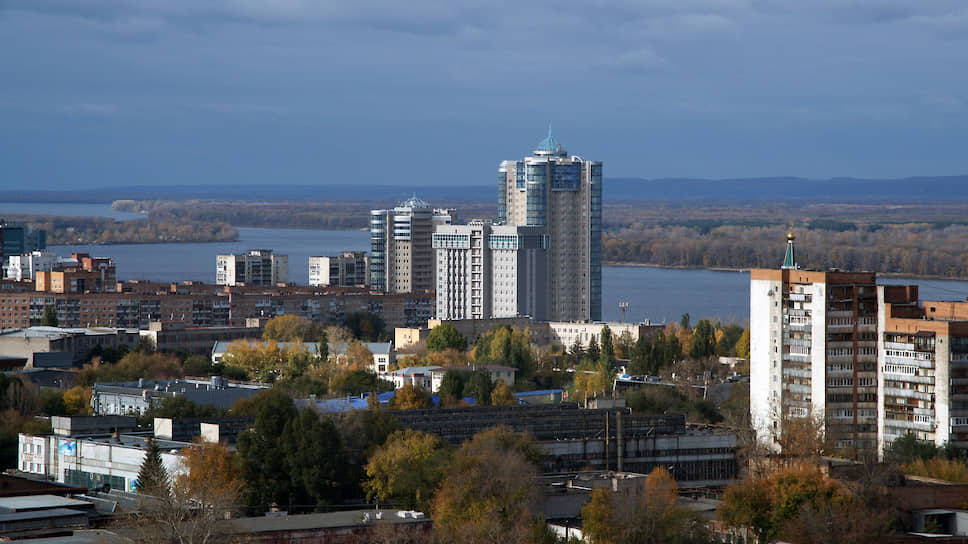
[9,202,967,325]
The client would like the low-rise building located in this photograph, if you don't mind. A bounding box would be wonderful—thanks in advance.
[18,415,252,494]
[141,320,263,356]
[0,327,140,368]
[91,376,268,415]
[429,364,516,391]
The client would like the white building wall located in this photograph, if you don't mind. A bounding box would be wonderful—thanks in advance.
[308,256,330,286]
[808,282,827,423]
[876,286,888,455]
[936,338,951,448]
[750,278,783,446]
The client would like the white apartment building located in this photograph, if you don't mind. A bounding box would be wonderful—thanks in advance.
[308,252,369,288]
[433,222,492,320]
[216,249,288,286]
[433,222,548,321]
[499,130,602,322]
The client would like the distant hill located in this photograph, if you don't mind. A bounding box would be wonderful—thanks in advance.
[3,175,967,203]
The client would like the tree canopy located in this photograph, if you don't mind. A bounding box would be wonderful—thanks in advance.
[426,323,467,353]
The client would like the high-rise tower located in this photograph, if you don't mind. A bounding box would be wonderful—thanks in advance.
[498,130,602,321]
[370,196,454,294]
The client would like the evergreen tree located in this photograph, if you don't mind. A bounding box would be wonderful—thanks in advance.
[599,325,615,369]
[586,335,600,363]
[135,439,170,496]
[464,370,494,406]
[41,305,58,327]
[317,329,329,361]
[568,338,585,367]
[437,369,465,401]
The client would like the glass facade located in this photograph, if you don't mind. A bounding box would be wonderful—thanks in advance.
[525,163,547,227]
[551,162,580,191]
[589,162,603,321]
[369,210,387,292]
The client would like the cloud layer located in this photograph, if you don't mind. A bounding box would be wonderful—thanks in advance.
[1,0,966,188]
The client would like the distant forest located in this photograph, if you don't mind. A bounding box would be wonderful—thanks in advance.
[7,214,237,245]
[24,199,968,279]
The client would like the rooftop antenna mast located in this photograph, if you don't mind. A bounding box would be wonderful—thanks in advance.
[619,301,629,323]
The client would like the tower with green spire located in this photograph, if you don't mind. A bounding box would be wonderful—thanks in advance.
[781,226,797,270]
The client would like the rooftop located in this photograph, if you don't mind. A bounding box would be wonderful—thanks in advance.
[222,509,428,534]
[0,327,135,339]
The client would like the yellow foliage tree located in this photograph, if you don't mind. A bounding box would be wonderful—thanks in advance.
[63,386,92,415]
[262,314,311,341]
[391,383,431,410]
[490,380,516,406]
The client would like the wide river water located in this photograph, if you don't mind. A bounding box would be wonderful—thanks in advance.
[10,202,966,325]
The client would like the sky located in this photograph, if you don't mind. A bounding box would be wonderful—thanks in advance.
[1,0,967,190]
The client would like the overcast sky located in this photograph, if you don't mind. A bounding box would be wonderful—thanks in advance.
[1,0,967,190]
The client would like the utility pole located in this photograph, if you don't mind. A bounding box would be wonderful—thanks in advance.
[618,301,629,323]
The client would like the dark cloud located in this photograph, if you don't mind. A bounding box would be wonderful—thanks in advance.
[0,0,966,187]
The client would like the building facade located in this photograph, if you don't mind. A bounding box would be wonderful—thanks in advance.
[216,250,288,286]
[0,222,46,266]
[0,282,435,331]
[370,197,454,294]
[308,252,369,288]
[876,285,968,454]
[499,130,602,321]
[433,221,492,320]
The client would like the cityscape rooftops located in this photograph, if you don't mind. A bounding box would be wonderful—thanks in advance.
[0,327,137,339]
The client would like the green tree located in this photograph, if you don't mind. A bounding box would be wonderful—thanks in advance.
[343,312,385,341]
[135,439,170,496]
[237,389,298,508]
[568,337,585,367]
[689,319,717,359]
[317,329,329,361]
[599,325,615,369]
[41,305,58,327]
[282,409,344,506]
[586,335,600,363]
[884,432,938,464]
[329,370,394,396]
[437,369,465,402]
[364,429,451,510]
[426,323,467,352]
[463,370,493,406]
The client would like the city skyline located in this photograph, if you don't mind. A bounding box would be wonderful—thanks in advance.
[2,2,967,191]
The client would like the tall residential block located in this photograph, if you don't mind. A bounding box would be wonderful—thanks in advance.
[309,252,369,288]
[750,232,879,455]
[216,249,288,286]
[876,286,968,453]
[498,130,601,321]
[370,196,454,294]
[433,223,548,321]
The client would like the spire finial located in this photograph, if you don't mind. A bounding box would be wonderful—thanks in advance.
[782,223,798,269]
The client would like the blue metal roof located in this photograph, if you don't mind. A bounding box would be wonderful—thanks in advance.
[535,126,563,154]
[514,389,564,397]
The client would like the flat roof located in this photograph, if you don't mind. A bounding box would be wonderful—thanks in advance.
[0,495,91,512]
[223,510,427,534]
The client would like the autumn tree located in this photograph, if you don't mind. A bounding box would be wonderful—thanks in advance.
[391,383,431,410]
[344,312,385,342]
[586,335,601,363]
[263,314,313,341]
[62,386,92,415]
[135,439,170,496]
[582,467,709,544]
[720,464,847,543]
[127,439,244,544]
[734,329,751,360]
[490,380,516,406]
[472,325,535,377]
[342,341,375,371]
[364,429,451,511]
[431,427,543,543]
[688,319,717,359]
[572,361,612,404]
[568,338,585,367]
[426,323,467,352]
